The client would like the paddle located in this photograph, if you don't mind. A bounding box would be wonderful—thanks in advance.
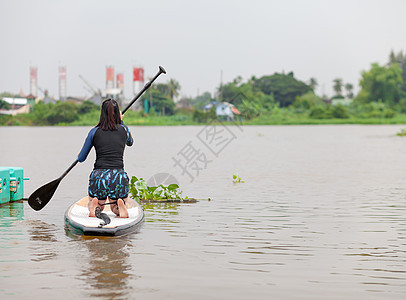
[28,66,167,211]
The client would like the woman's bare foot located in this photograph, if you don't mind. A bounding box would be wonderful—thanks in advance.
[88,198,99,217]
[117,199,129,218]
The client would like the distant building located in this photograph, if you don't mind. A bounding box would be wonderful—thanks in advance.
[202,101,218,111]
[0,97,30,115]
[41,96,56,104]
[25,94,36,105]
[202,101,241,121]
[2,97,27,107]
[216,102,241,121]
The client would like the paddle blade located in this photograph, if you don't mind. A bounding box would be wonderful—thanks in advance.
[28,178,61,211]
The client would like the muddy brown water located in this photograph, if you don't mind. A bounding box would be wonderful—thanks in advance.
[1,125,405,299]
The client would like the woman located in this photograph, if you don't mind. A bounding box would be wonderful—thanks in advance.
[78,99,133,218]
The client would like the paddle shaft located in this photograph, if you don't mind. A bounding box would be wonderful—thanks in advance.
[121,66,166,114]
[60,159,79,180]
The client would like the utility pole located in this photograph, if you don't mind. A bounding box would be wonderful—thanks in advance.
[220,69,223,102]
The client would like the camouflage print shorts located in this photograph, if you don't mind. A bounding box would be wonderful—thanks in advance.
[88,169,129,200]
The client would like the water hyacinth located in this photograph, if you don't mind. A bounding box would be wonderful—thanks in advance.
[129,176,187,202]
[232,173,245,184]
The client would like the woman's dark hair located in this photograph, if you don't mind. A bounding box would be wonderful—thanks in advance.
[96,99,121,130]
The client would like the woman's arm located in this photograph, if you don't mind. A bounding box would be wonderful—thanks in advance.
[121,123,133,146]
[78,127,97,162]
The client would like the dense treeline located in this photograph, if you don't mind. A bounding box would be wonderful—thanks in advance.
[0,100,100,126]
[188,49,406,122]
[1,49,406,126]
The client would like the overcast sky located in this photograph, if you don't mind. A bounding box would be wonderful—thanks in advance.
[1,0,405,100]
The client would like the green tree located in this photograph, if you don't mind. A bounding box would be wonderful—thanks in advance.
[350,101,395,118]
[155,79,181,101]
[239,99,265,120]
[190,91,212,108]
[333,78,343,98]
[309,107,328,119]
[344,83,354,98]
[192,108,216,123]
[388,49,406,92]
[292,92,325,110]
[167,78,181,100]
[331,104,349,118]
[79,100,99,114]
[218,76,245,105]
[46,101,79,124]
[0,114,12,125]
[356,63,403,105]
[216,76,276,117]
[309,78,318,91]
[144,88,175,115]
[252,72,311,107]
[0,92,19,98]
[0,99,10,110]
[31,101,53,125]
[155,83,169,96]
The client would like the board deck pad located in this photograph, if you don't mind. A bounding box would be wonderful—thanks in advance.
[65,197,144,236]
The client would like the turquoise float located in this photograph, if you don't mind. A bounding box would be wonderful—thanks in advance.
[0,167,29,205]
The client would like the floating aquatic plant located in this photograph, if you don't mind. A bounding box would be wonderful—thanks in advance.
[396,129,406,136]
[129,176,188,202]
[232,173,245,184]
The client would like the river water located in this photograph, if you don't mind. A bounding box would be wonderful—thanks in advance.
[0,125,405,299]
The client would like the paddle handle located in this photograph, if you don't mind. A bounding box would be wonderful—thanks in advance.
[59,159,79,180]
[121,66,166,114]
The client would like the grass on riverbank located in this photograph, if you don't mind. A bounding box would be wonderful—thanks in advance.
[64,110,406,126]
[69,110,198,126]
[243,114,406,125]
[3,110,406,126]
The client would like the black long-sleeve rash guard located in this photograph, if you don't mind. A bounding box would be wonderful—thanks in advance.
[78,124,133,169]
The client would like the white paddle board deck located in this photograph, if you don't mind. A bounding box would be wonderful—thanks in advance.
[65,197,144,236]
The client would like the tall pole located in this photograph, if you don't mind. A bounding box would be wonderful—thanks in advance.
[220,69,223,102]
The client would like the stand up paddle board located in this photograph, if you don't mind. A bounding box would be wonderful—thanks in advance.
[65,197,144,236]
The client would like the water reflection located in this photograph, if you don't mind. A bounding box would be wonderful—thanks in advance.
[0,201,24,251]
[142,202,181,224]
[27,220,58,262]
[142,203,180,215]
[72,234,137,299]
[0,200,24,223]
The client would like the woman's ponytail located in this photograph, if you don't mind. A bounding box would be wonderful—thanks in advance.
[107,100,116,130]
[96,99,121,130]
